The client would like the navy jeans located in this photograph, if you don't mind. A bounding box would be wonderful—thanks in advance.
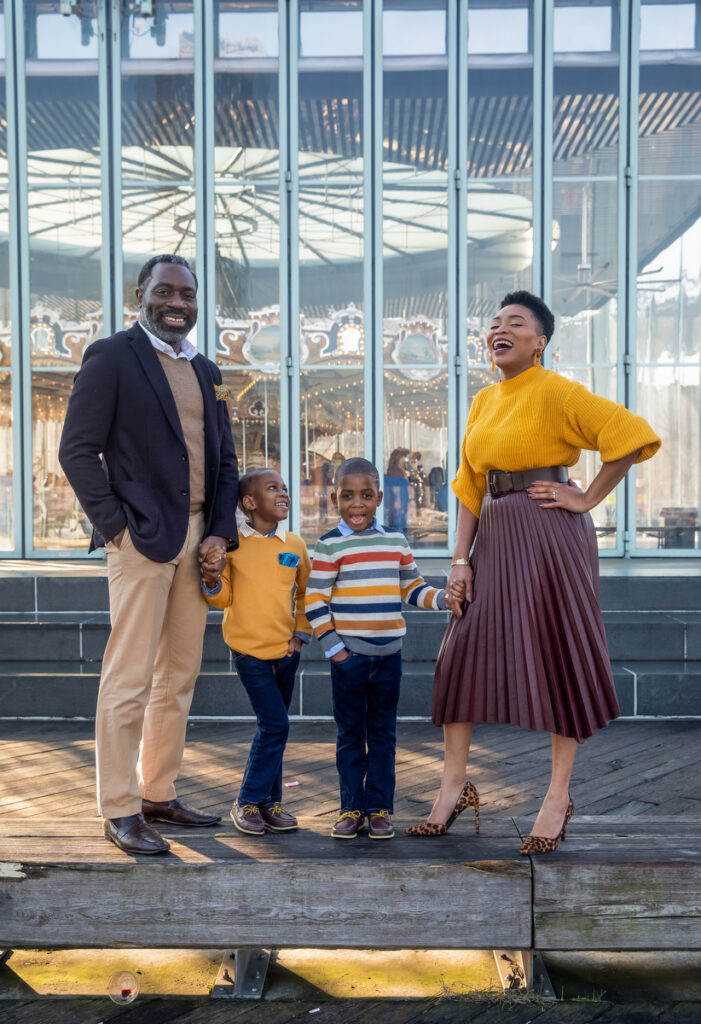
[330,650,401,814]
[234,650,300,807]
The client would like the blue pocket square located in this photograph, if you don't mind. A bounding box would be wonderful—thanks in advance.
[279,552,300,568]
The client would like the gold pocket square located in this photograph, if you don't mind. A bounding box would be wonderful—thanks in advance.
[214,384,231,401]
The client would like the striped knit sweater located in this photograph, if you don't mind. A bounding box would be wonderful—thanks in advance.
[305,525,447,657]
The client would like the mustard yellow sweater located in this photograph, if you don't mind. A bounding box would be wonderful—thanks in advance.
[454,366,661,518]
[204,529,312,659]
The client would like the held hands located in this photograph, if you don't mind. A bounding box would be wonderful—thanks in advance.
[446,564,472,618]
[200,540,227,588]
[527,478,589,513]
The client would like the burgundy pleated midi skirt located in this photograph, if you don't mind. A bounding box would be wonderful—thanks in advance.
[432,490,620,742]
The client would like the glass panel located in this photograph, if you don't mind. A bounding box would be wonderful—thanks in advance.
[0,0,11,550]
[383,1,448,549]
[299,370,365,544]
[465,182,534,397]
[0,371,11,551]
[636,3,701,552]
[468,1,533,178]
[215,2,281,469]
[554,5,612,52]
[221,367,281,478]
[468,8,529,54]
[383,4,447,56]
[554,0,619,176]
[638,0,701,176]
[32,372,91,549]
[24,1,100,550]
[551,180,618,366]
[640,3,696,50]
[552,5,620,550]
[298,2,364,541]
[300,6,363,57]
[121,1,196,327]
[299,0,363,180]
[298,183,365,538]
[635,182,701,551]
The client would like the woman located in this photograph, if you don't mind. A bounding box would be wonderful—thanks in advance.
[407,291,661,853]
[384,447,411,532]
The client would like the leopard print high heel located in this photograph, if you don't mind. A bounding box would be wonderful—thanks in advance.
[405,780,480,836]
[519,796,574,855]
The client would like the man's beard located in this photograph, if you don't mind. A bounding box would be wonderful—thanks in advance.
[140,304,196,346]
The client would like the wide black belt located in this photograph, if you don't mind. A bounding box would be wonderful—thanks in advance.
[487,465,569,500]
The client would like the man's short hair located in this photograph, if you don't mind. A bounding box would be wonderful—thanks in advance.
[500,290,554,344]
[238,468,276,509]
[334,457,381,489]
[137,254,198,291]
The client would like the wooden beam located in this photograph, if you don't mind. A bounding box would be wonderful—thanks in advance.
[524,817,701,951]
[0,818,531,951]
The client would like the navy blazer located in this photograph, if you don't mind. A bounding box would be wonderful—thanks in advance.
[59,323,239,563]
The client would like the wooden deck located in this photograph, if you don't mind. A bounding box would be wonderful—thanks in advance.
[2,719,701,952]
[3,720,701,1021]
[2,717,701,823]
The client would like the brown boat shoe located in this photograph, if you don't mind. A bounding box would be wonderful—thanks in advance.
[331,810,365,839]
[260,803,298,832]
[368,810,395,839]
[231,802,266,836]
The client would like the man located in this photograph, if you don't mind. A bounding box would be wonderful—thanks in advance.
[59,254,238,855]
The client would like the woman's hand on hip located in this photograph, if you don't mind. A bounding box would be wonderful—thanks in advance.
[446,563,473,618]
[527,478,589,513]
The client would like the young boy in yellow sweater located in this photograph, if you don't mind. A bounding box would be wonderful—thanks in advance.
[201,469,311,836]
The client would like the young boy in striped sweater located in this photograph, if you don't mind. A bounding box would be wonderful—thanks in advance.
[306,458,464,840]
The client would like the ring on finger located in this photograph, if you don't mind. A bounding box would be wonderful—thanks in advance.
[551,490,556,500]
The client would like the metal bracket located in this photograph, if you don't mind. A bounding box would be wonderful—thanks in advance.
[211,948,271,999]
[492,949,555,999]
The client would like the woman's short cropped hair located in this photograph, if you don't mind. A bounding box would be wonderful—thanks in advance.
[500,290,555,344]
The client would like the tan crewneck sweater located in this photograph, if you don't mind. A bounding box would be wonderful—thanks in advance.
[156,350,205,513]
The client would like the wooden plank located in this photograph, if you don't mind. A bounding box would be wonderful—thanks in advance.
[529,819,701,951]
[0,819,530,951]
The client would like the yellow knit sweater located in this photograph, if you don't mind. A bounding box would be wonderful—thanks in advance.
[204,529,312,659]
[453,366,661,518]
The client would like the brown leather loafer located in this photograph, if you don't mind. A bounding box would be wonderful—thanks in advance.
[260,803,298,832]
[104,813,170,855]
[142,798,221,827]
[231,802,266,836]
[331,810,365,839]
[368,810,395,839]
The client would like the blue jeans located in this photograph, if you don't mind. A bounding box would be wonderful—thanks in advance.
[234,650,300,807]
[330,651,401,814]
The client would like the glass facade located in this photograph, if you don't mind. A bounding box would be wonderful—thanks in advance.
[1,0,699,557]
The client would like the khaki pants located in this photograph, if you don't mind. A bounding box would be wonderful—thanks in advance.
[96,512,208,818]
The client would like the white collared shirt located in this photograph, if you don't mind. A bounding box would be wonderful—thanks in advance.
[336,515,385,537]
[139,320,198,361]
[239,520,287,542]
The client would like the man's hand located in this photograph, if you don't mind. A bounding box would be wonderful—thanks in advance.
[112,528,126,549]
[331,649,350,663]
[199,535,228,567]
[287,636,303,657]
